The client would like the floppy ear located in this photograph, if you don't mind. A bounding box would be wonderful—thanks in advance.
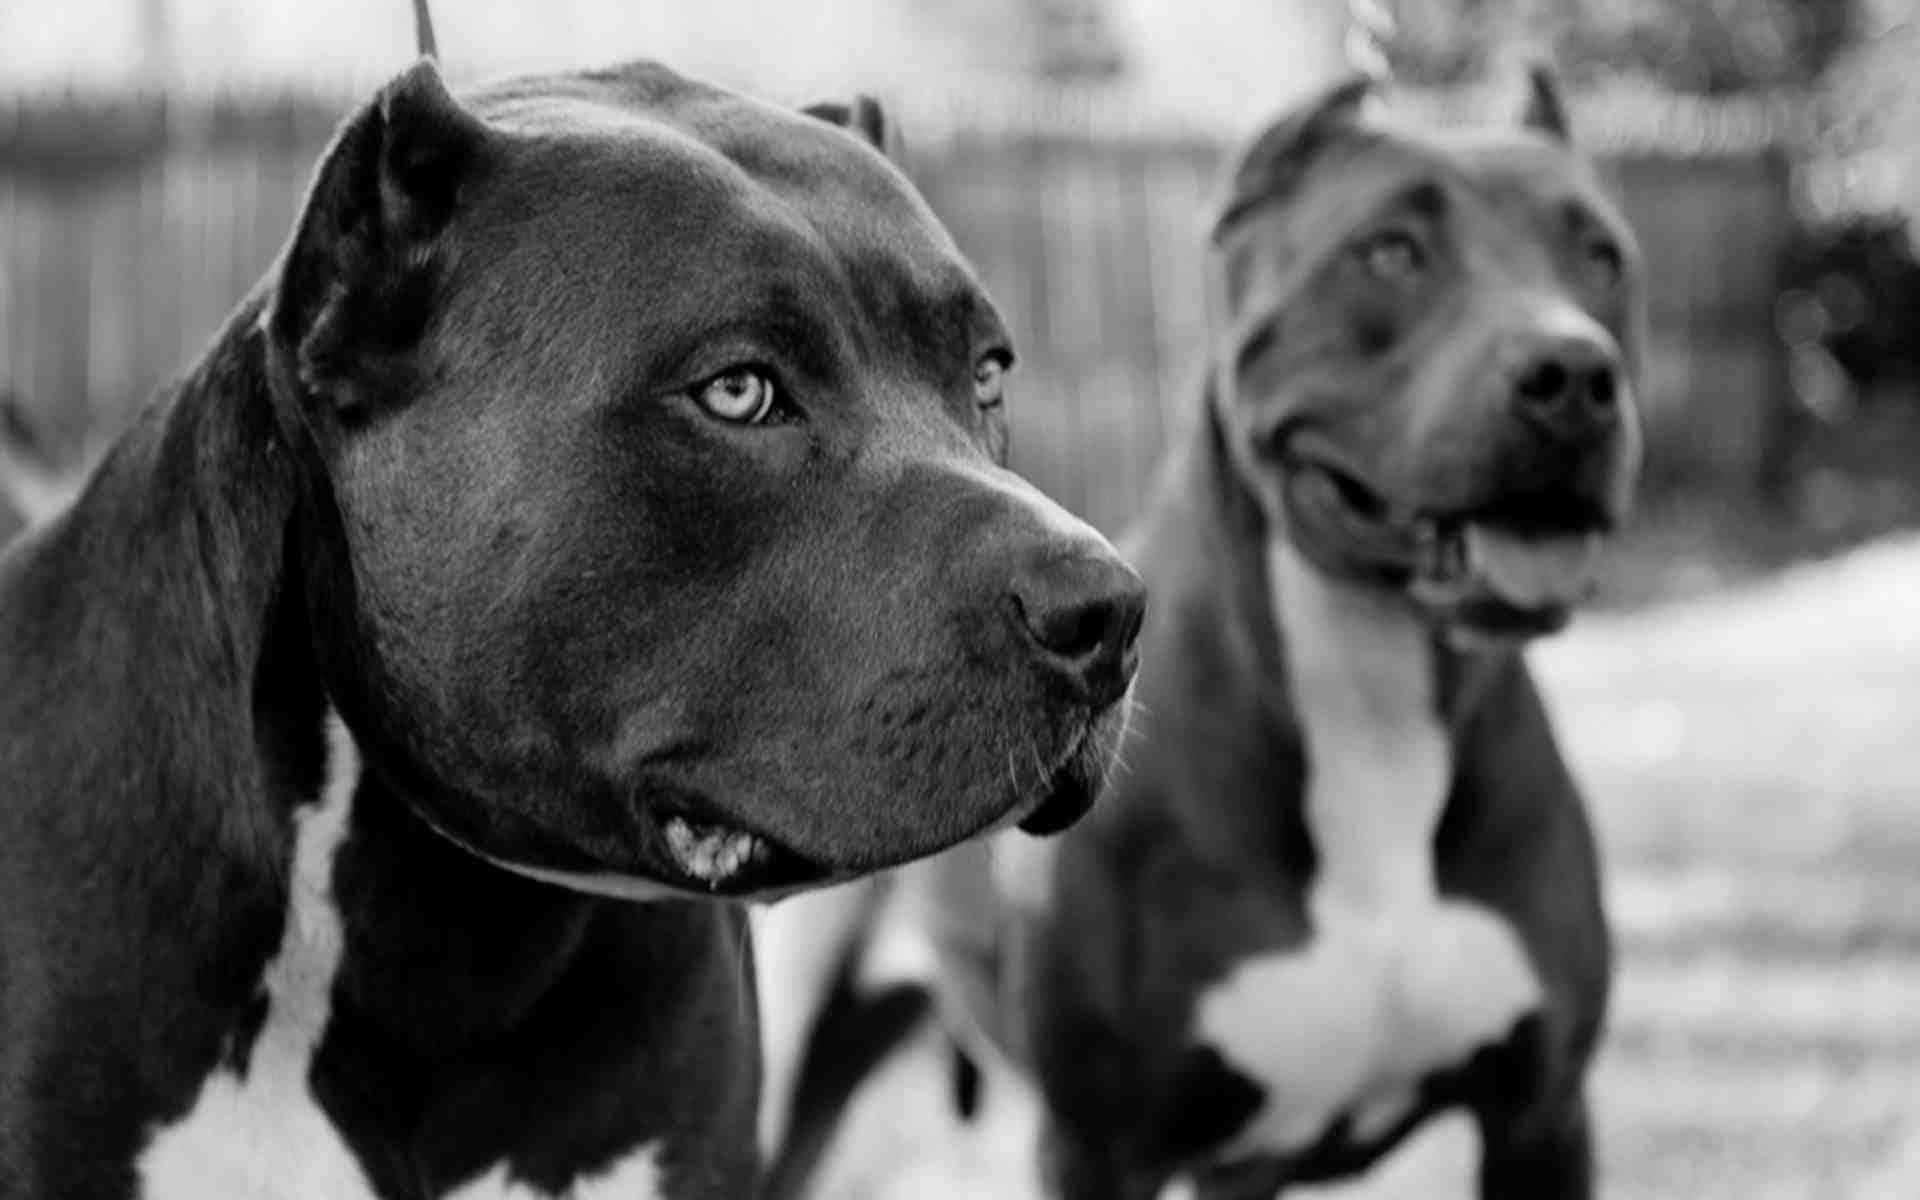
[268,59,490,420]
[803,94,904,162]
[1520,62,1572,145]
[1213,74,1374,240]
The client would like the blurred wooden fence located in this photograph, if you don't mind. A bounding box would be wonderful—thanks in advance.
[0,89,1795,536]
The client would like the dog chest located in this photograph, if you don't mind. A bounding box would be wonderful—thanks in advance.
[442,1149,666,1199]
[1186,548,1543,1160]
[135,714,380,1200]
[1192,893,1540,1157]
[131,714,667,1200]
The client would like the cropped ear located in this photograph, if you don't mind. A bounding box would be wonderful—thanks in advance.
[0,389,93,527]
[1212,75,1375,241]
[268,59,490,420]
[1520,61,1572,145]
[803,94,904,162]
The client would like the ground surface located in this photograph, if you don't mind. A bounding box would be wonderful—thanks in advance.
[808,534,1920,1199]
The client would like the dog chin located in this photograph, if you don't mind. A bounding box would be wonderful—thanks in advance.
[423,714,1126,904]
[416,800,836,902]
[1011,703,1129,837]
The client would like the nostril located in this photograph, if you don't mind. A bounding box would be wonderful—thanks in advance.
[1515,348,1621,439]
[1588,365,1618,413]
[1009,555,1147,701]
[1020,594,1115,661]
[1516,360,1570,405]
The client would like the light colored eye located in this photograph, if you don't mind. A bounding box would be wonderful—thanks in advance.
[974,357,1008,409]
[696,369,777,424]
[1359,230,1426,282]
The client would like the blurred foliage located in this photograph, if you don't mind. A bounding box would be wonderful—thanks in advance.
[1382,0,1866,93]
[1781,214,1920,389]
[1770,213,1920,562]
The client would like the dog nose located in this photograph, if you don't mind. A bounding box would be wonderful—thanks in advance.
[1512,338,1620,446]
[1010,553,1146,707]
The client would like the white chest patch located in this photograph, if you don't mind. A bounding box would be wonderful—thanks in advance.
[445,1142,666,1200]
[1190,548,1542,1161]
[137,712,376,1199]
[134,716,671,1200]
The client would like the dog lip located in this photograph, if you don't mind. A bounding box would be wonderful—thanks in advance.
[1283,439,1624,540]
[1012,717,1112,837]
[1444,594,1573,638]
[1284,440,1620,567]
[1454,494,1620,537]
[1279,449,1420,576]
[1017,779,1094,836]
[1281,446,1400,519]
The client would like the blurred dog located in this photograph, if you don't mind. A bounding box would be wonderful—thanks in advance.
[767,67,1643,1200]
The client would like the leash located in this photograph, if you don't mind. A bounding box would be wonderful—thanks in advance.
[410,0,438,60]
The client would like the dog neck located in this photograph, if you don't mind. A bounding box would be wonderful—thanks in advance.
[14,294,316,871]
[1127,374,1518,871]
[24,298,717,1064]
[1266,541,1449,911]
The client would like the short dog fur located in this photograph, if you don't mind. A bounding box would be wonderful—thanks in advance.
[0,57,1143,1198]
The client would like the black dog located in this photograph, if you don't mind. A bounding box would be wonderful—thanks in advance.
[0,57,1141,1198]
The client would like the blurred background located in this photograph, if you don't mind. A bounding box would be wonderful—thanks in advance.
[3,1,1919,1196]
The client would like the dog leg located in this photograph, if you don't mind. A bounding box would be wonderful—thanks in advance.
[950,1037,984,1118]
[1476,1089,1594,1200]
[1188,1160,1292,1200]
[1040,1123,1165,1200]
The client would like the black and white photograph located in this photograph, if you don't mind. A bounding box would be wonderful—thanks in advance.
[2,2,1917,1197]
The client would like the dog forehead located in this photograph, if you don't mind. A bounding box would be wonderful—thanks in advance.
[1436,130,1628,231]
[462,64,981,314]
[1222,128,1627,305]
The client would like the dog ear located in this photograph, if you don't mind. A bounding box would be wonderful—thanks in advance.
[0,389,94,526]
[1213,75,1374,240]
[803,94,904,162]
[1520,62,1572,145]
[268,59,490,418]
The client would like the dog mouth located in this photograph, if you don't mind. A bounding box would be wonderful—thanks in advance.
[644,806,831,897]
[1283,454,1611,636]
[1407,517,1602,636]
[640,710,1117,896]
[404,705,1121,903]
[1009,722,1106,837]
[660,813,785,890]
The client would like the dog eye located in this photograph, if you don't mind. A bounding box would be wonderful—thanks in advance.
[1584,240,1624,290]
[695,368,779,425]
[1358,231,1426,283]
[974,356,1009,410]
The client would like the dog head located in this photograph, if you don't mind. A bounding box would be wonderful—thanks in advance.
[1208,68,1644,638]
[263,61,1143,900]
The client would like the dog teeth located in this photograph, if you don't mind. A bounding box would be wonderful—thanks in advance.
[664,816,766,888]
[1413,518,1467,585]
